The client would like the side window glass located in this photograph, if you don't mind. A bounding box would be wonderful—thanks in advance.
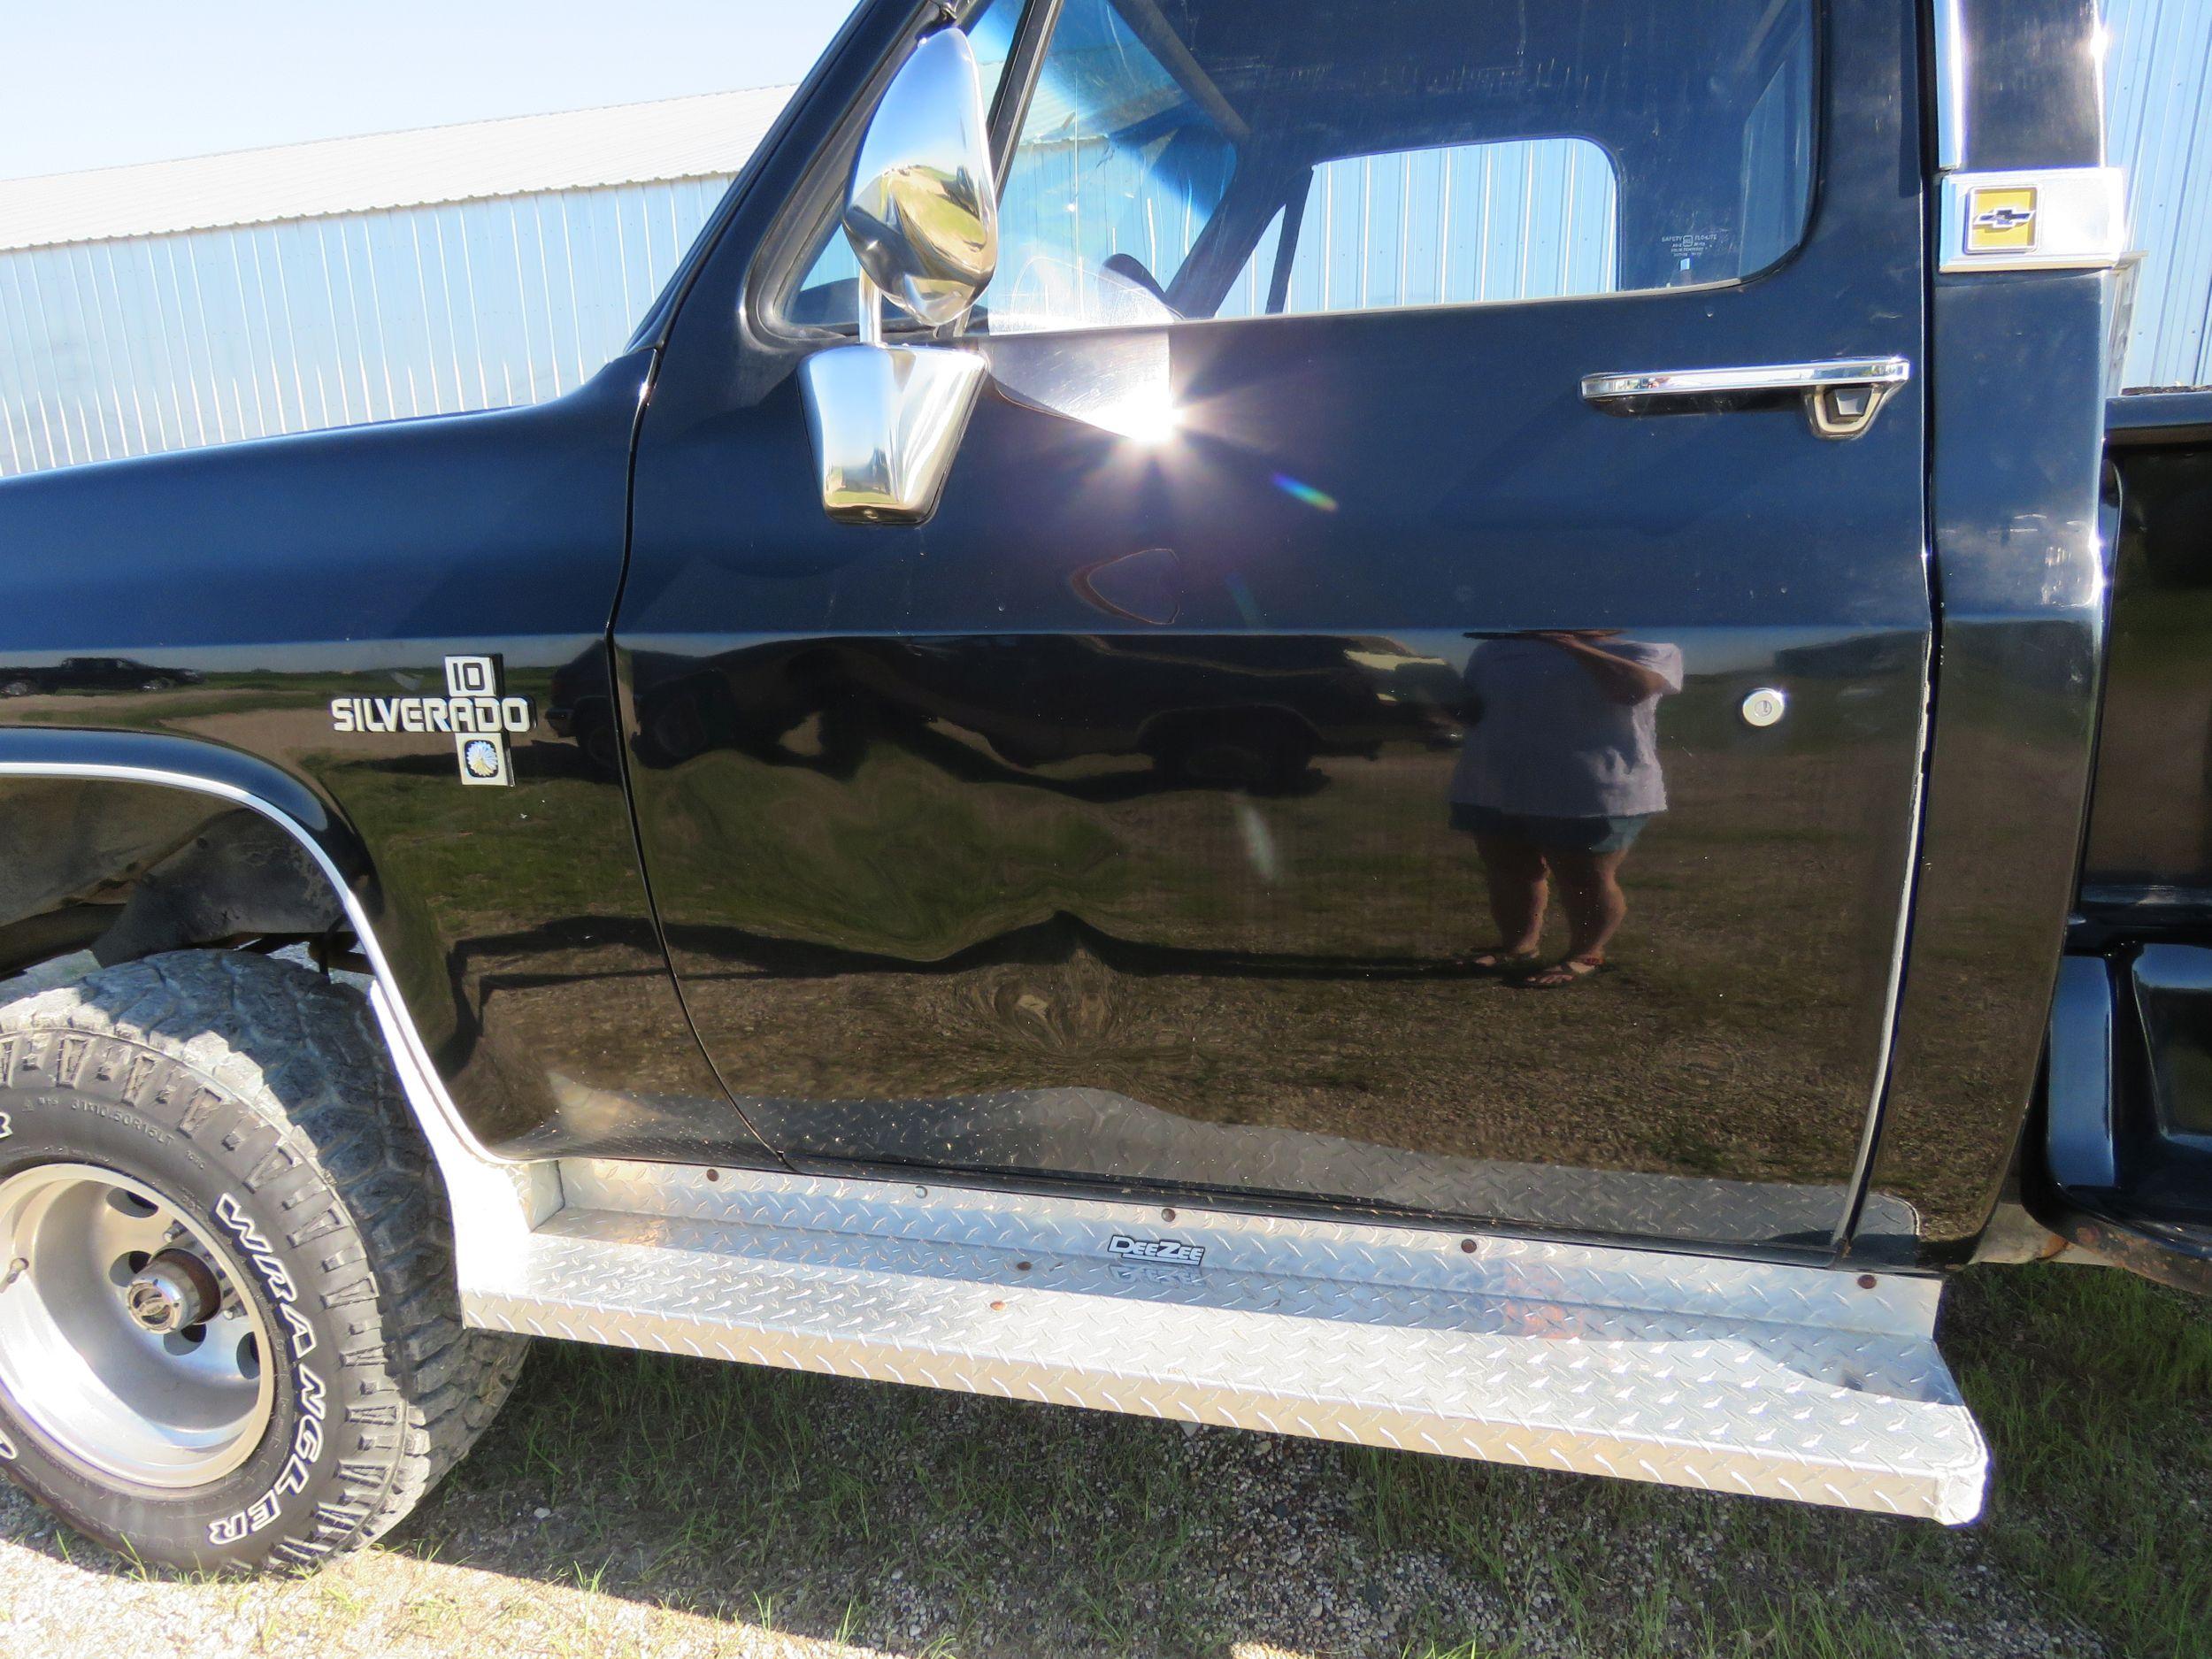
[983,0,1235,332]
[970,0,1816,332]
[1244,139,1620,316]
[1739,35,1817,276]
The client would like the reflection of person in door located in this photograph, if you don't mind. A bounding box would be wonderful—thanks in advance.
[1450,631,1684,987]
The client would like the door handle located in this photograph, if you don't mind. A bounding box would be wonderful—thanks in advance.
[1580,356,1911,439]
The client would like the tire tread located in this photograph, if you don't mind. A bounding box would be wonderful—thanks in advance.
[0,950,525,1564]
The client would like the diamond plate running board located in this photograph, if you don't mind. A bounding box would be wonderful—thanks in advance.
[463,1160,1987,1523]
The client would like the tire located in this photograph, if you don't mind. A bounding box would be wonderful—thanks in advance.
[1,680,33,697]
[0,951,526,1571]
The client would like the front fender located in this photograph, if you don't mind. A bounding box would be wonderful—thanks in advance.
[0,357,762,1171]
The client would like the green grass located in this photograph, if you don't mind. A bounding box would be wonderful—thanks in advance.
[371,1262,2212,1658]
[1946,1267,2212,1659]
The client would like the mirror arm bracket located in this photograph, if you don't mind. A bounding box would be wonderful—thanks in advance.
[856,274,885,349]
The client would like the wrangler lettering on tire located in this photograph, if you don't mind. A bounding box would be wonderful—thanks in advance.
[206,1193,326,1548]
[0,952,526,1571]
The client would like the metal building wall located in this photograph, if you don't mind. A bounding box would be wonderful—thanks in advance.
[0,175,731,478]
[2107,0,2212,388]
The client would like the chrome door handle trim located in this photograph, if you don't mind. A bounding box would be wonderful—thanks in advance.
[1582,357,1911,440]
[1579,357,1912,403]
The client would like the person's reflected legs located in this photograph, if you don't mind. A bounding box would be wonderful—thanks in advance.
[1468,833,1548,971]
[1448,628,1682,987]
[1531,845,1631,987]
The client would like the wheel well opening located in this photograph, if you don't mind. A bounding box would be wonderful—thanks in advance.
[0,802,352,986]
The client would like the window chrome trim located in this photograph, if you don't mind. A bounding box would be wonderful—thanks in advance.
[1932,0,1970,172]
[779,0,1825,342]
[1580,357,1911,402]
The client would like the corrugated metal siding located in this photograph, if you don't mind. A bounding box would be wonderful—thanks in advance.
[2107,0,2212,388]
[0,86,789,252]
[0,177,730,477]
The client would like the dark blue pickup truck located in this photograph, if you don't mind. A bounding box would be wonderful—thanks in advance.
[0,0,2191,1571]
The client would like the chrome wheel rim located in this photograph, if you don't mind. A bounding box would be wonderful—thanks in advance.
[0,1164,275,1487]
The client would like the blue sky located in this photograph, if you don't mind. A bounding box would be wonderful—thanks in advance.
[0,1,862,180]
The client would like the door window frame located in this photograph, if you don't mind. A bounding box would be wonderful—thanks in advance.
[752,0,1830,345]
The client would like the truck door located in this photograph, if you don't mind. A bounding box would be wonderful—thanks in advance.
[618,0,1931,1251]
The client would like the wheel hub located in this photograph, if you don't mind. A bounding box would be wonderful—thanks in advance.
[123,1248,223,1335]
[0,1164,275,1487]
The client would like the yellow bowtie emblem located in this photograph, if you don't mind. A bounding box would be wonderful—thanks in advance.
[1966,186,2039,253]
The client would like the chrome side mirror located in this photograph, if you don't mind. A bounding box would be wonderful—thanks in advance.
[843,25,998,330]
[800,26,997,525]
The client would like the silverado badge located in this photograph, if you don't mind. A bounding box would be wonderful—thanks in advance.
[329,655,534,787]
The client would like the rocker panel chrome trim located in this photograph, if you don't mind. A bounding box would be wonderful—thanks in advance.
[461,1157,1989,1524]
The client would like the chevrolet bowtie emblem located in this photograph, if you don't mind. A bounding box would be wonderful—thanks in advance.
[1964,186,2039,253]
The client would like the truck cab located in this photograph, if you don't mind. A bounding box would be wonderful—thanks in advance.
[0,0,2176,1571]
